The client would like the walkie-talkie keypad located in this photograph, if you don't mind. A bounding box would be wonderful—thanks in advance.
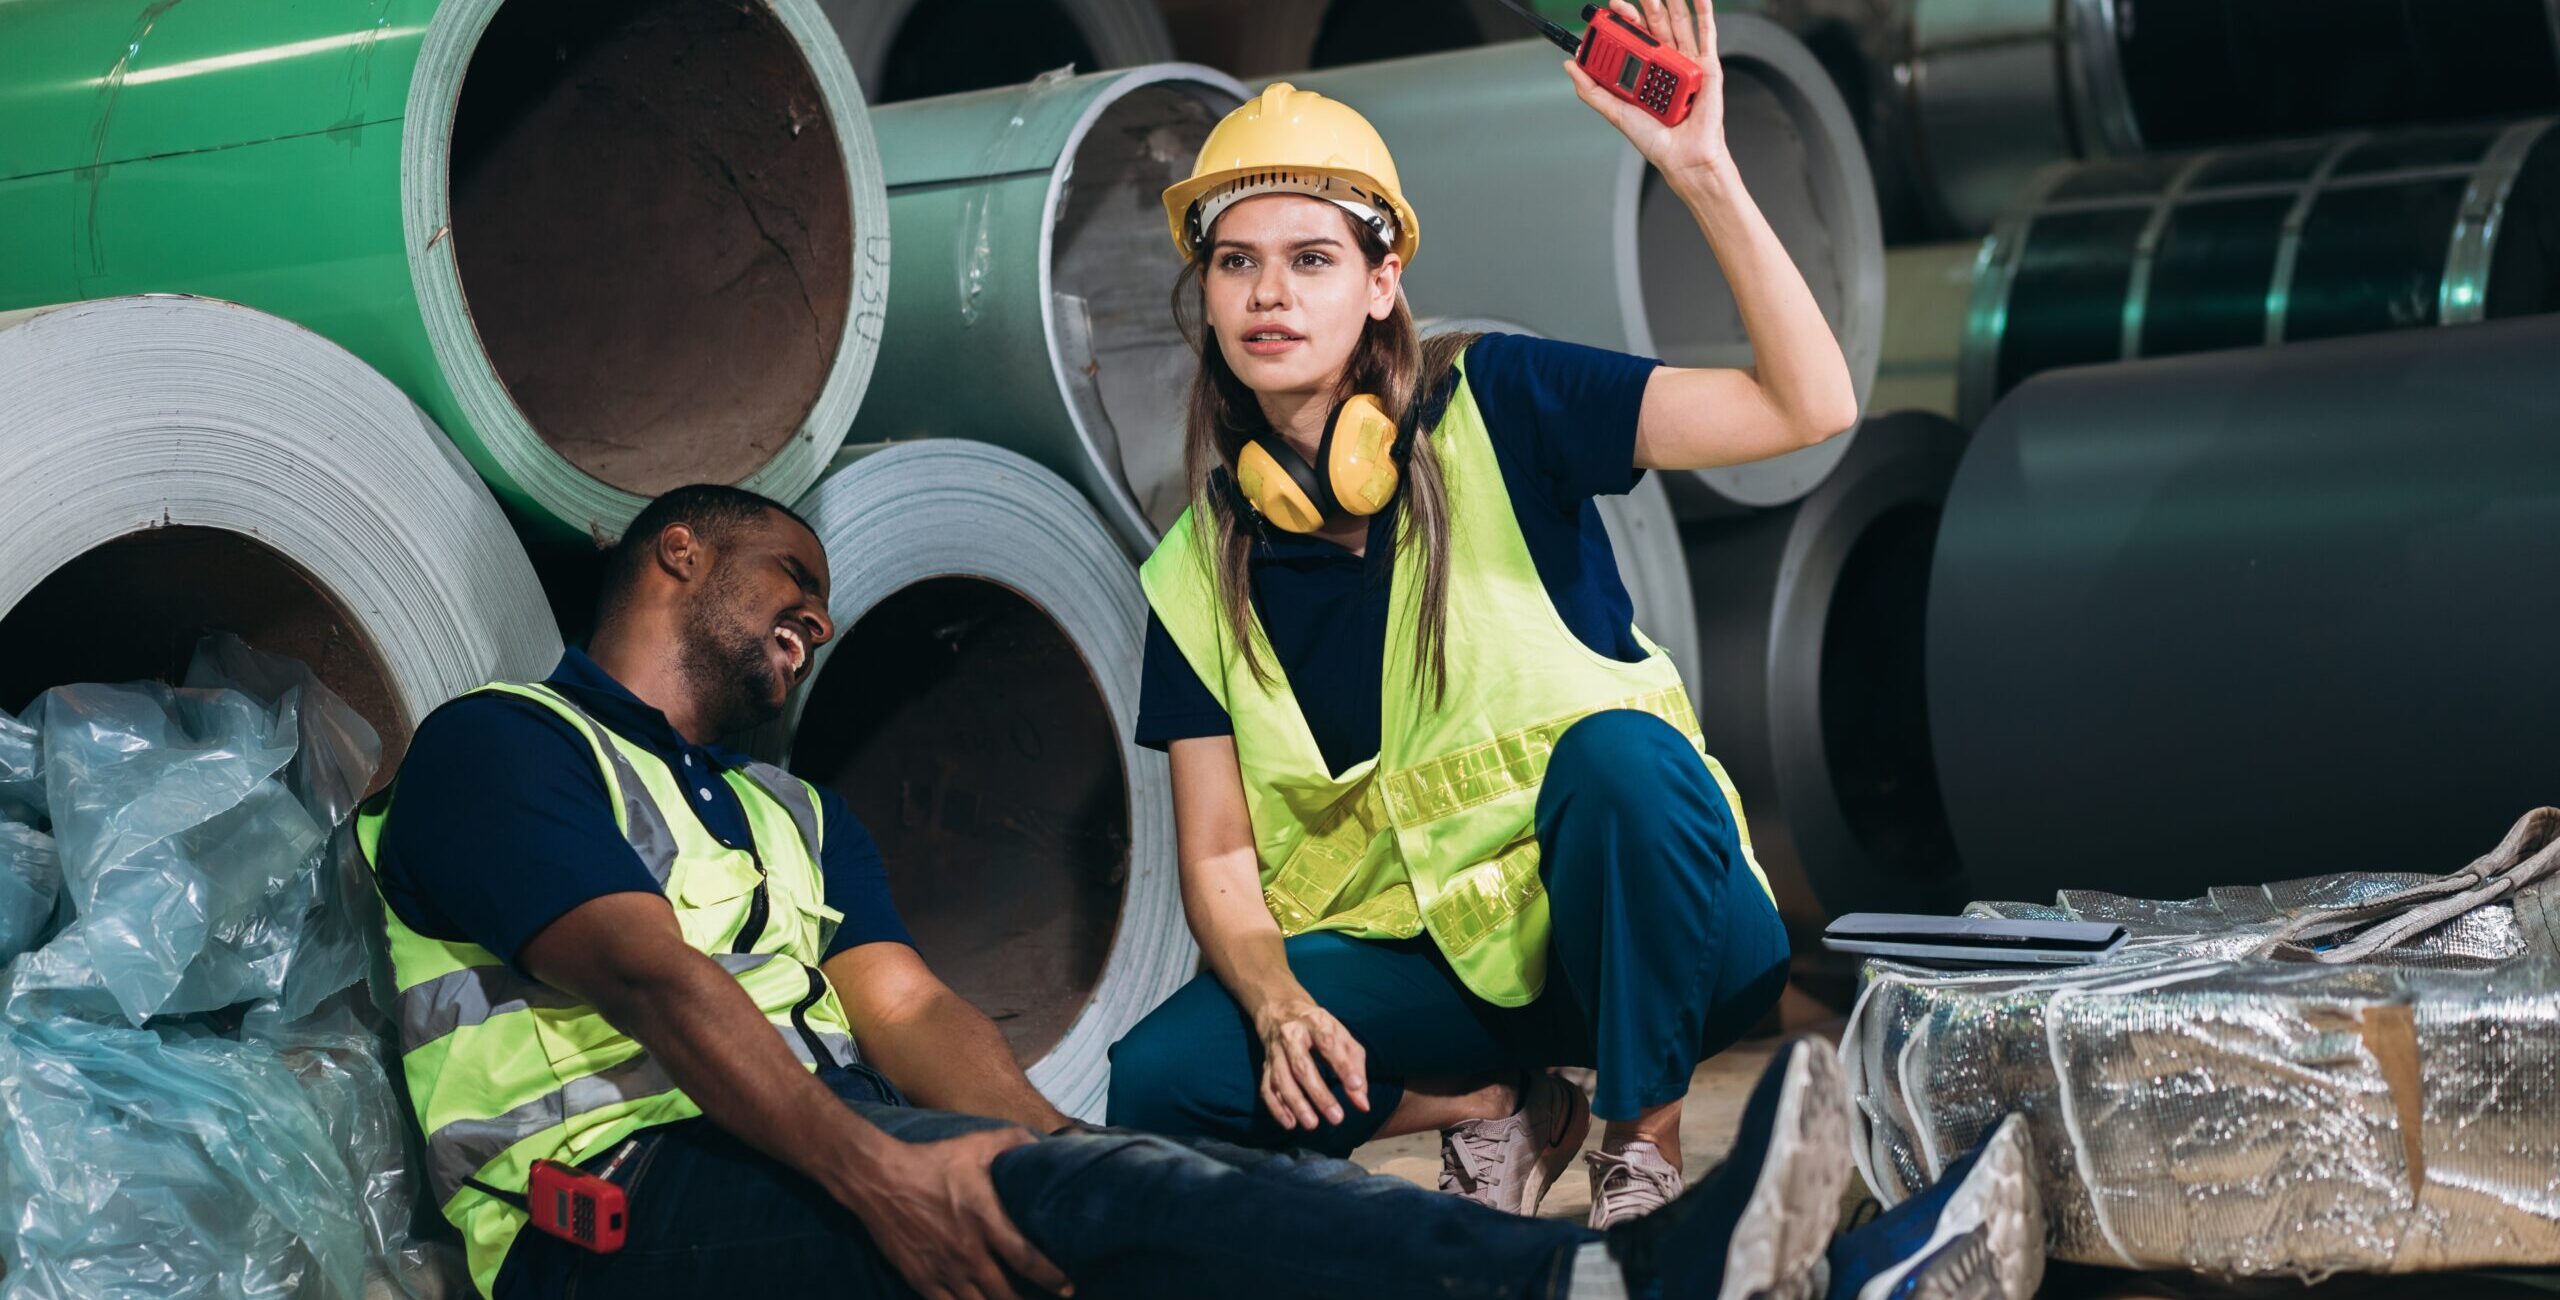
[1639,64,1678,114]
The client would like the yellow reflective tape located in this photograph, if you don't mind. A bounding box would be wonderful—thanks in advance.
[1425,840,1546,957]
[1382,688,1701,825]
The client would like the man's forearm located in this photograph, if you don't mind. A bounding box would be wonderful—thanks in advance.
[589,949,898,1205]
[859,988,1072,1132]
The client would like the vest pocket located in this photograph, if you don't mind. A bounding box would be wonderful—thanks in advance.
[672,850,764,951]
[529,1002,641,1078]
[793,896,844,957]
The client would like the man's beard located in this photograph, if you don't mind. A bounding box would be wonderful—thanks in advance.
[677,575,787,740]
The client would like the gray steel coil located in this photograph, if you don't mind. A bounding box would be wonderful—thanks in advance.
[1928,314,2560,904]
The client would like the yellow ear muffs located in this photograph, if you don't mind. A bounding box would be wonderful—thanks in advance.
[1234,439,1329,534]
[1324,394,1401,517]
[1230,394,1404,534]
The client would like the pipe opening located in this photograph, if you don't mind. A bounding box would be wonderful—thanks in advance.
[878,0,1100,102]
[1817,503,1957,889]
[1050,82,1239,532]
[788,578,1129,1064]
[0,527,410,783]
[1638,69,1848,370]
[450,0,854,497]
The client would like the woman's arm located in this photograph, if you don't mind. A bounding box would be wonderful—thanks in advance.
[1565,0,1862,471]
[1169,735,1371,1129]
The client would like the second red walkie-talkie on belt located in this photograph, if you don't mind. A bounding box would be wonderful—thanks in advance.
[1491,0,1705,127]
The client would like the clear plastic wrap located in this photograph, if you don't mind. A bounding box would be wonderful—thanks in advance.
[0,636,454,1297]
[1846,811,2560,1278]
[0,821,61,965]
[8,636,378,1025]
[0,707,39,824]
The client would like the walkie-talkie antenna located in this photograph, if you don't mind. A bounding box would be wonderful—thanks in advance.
[1488,0,1584,53]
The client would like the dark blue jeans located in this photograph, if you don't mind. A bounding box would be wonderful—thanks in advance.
[494,1063,1595,1299]
[1107,710,1792,1153]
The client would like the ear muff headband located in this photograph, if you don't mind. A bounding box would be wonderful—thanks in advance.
[1233,394,1404,534]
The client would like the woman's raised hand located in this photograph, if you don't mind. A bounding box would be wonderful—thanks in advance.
[1563,0,1730,186]
[1252,996,1371,1130]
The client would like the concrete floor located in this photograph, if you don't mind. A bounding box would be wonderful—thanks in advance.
[1348,1032,2560,1300]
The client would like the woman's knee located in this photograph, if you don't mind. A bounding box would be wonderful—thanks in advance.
[1539,709,1734,840]
[1105,989,1253,1134]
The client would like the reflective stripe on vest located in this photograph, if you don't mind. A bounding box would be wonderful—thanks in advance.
[1141,352,1773,1006]
[357,680,860,1298]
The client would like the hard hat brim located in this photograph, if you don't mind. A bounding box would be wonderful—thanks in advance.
[1163,166,1421,266]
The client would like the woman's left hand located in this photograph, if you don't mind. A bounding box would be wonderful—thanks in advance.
[1563,0,1729,186]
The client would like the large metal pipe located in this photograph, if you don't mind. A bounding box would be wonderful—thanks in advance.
[755,440,1191,1122]
[1895,0,2560,235]
[0,0,889,542]
[822,0,1173,103]
[1684,412,1969,936]
[1291,24,1884,515]
[0,297,561,782]
[854,65,1246,555]
[1956,118,2560,427]
[1928,315,2560,904]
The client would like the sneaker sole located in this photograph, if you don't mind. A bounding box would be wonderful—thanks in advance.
[1522,1075,1593,1217]
[1856,1114,2045,1300]
[1717,1040,1854,1300]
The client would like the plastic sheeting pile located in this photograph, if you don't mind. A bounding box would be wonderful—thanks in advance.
[1845,810,2560,1280]
[0,636,450,1298]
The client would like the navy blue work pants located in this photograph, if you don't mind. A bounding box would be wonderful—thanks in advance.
[494,1062,1593,1299]
[1105,709,1791,1153]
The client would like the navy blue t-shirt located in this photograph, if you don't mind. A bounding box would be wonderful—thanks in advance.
[1136,333,1659,775]
[374,648,914,973]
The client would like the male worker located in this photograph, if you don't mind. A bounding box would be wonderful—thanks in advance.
[362,484,1878,1300]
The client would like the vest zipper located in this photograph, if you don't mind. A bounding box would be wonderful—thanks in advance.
[790,964,837,1066]
[730,846,772,955]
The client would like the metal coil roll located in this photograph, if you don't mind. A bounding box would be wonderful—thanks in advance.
[0,296,561,777]
[0,0,891,542]
[1929,315,2560,903]
[1957,117,2560,427]
[754,440,1191,1122]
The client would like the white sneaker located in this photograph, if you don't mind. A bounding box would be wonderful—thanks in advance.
[1586,1139,1685,1229]
[1439,1070,1592,1215]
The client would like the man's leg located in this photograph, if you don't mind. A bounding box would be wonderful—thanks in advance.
[492,1065,935,1299]
[988,1127,1598,1300]
[1533,710,1793,1165]
[1106,931,1530,1156]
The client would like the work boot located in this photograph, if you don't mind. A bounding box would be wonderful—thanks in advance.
[1819,1113,2045,1300]
[1600,1037,1853,1300]
[1440,1069,1592,1215]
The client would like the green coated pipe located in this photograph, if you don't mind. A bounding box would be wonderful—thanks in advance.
[0,0,890,542]
[855,64,1245,555]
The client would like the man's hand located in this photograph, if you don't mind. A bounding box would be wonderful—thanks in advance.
[846,1128,1073,1300]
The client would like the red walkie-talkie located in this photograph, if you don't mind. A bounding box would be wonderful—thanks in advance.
[1491,0,1706,127]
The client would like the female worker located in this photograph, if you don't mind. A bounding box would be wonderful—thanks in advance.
[1105,0,1857,1229]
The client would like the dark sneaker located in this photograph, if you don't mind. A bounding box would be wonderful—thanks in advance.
[1602,1037,1853,1300]
[1442,1068,1592,1215]
[1820,1114,2044,1300]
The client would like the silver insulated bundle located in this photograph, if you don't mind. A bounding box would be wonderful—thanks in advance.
[1844,808,2560,1278]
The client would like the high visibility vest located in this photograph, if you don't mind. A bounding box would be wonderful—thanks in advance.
[355,682,860,1298]
[1140,354,1772,1007]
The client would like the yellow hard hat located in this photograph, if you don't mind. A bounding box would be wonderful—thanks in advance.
[1163,83,1421,265]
